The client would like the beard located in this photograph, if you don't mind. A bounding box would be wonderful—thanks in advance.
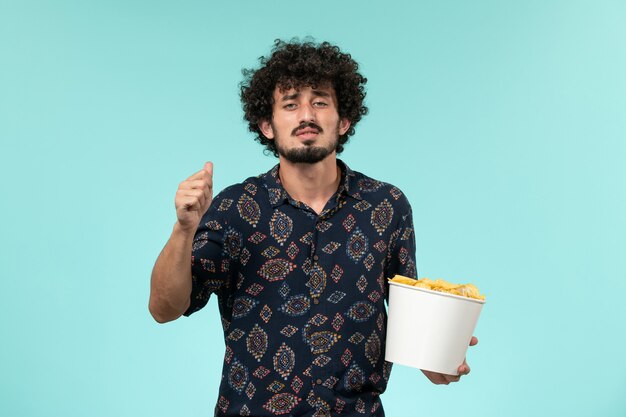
[273,121,340,164]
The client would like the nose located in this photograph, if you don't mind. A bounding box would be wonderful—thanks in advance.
[298,102,316,123]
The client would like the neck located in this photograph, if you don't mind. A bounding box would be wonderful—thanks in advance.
[278,154,341,214]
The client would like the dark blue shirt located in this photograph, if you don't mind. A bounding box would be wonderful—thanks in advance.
[185,160,417,417]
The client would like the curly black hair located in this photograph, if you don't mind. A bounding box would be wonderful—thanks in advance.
[240,38,368,157]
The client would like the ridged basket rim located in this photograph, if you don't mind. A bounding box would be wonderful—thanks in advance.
[389,281,486,304]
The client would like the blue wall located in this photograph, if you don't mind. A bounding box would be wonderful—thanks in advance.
[1,1,625,416]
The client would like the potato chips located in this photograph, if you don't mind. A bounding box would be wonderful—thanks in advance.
[389,275,485,301]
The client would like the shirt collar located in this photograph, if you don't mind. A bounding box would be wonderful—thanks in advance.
[261,159,363,209]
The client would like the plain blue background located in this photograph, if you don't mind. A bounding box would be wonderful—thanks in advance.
[1,1,625,416]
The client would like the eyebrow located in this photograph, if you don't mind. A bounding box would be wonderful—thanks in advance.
[312,90,331,97]
[280,89,332,101]
[281,93,300,101]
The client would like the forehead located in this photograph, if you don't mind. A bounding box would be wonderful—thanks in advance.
[273,83,337,101]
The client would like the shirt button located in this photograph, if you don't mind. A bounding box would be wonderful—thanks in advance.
[316,378,323,385]
[313,298,319,305]
[313,255,319,261]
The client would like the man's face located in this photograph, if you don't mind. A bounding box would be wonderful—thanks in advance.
[259,84,351,164]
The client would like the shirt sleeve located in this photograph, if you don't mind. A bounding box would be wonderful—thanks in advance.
[183,192,237,316]
[385,196,417,280]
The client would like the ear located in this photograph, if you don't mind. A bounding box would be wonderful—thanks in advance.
[338,118,351,136]
[259,119,275,139]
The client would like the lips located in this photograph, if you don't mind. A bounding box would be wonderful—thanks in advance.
[296,128,319,137]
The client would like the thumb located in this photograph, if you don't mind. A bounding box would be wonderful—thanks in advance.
[204,161,213,175]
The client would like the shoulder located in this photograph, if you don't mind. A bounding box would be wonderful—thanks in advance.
[349,168,413,214]
[212,174,265,202]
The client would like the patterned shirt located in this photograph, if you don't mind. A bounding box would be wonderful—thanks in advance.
[185,160,417,417]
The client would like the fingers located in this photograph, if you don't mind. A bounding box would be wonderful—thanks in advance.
[421,370,445,384]
[180,162,213,195]
[176,188,208,207]
[457,336,476,376]
[446,374,461,383]
[174,162,215,229]
[178,195,203,211]
[421,370,461,385]
[186,162,213,186]
[179,179,211,191]
[422,338,478,386]
[186,169,208,181]
[423,362,470,385]
[458,361,471,376]
[184,172,213,190]
[204,161,213,177]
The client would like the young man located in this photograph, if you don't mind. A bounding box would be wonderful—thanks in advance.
[150,39,476,417]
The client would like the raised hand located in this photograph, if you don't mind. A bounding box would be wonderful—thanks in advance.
[175,162,213,233]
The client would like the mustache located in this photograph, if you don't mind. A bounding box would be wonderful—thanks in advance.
[292,122,323,136]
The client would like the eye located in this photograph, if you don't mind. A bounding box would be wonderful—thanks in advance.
[313,101,328,107]
[283,103,297,110]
